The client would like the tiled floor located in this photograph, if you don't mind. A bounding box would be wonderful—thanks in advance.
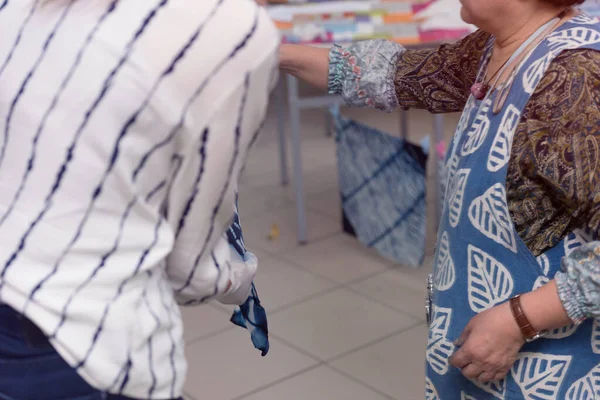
[181,84,461,400]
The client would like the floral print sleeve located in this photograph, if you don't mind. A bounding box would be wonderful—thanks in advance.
[556,242,600,324]
[327,30,491,113]
[328,39,404,112]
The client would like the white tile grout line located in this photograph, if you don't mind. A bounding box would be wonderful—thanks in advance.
[181,264,347,347]
[265,323,425,400]
[261,267,405,317]
[183,257,423,346]
[185,325,237,348]
[182,310,424,400]
[229,362,325,400]
[323,365,399,400]
[183,390,198,400]
[324,321,426,365]
[343,285,425,322]
[268,320,424,369]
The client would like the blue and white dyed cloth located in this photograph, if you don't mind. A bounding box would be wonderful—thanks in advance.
[226,208,269,356]
[333,107,428,268]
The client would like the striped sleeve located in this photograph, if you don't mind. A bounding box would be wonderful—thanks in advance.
[164,9,278,306]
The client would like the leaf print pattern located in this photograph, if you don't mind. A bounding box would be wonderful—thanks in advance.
[592,319,600,354]
[469,183,518,253]
[467,245,514,313]
[523,53,555,94]
[427,306,455,375]
[488,105,521,172]
[426,377,440,400]
[435,232,455,291]
[448,169,470,228]
[461,392,477,400]
[570,14,599,25]
[511,352,572,400]
[461,99,491,156]
[536,253,551,276]
[547,27,600,54]
[565,229,593,256]
[566,364,600,400]
[470,380,506,400]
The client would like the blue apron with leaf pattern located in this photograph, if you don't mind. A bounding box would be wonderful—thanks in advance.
[427,14,600,400]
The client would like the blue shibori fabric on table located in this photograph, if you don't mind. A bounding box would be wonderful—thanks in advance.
[332,106,428,268]
[226,204,269,356]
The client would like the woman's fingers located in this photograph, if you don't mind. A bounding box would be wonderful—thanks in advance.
[460,364,482,380]
[449,346,471,369]
[476,371,496,383]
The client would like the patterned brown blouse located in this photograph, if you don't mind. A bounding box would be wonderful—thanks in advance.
[392,31,600,256]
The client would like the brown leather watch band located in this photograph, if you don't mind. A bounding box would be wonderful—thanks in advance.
[509,295,539,341]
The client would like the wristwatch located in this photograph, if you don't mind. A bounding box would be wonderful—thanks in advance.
[509,294,548,343]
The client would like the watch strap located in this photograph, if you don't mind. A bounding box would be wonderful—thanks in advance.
[509,295,541,342]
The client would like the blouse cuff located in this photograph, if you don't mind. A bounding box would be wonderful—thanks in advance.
[556,242,600,325]
[556,270,587,325]
[327,39,405,112]
[328,44,348,95]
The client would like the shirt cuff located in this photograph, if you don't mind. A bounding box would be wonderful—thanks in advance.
[327,39,404,112]
[328,44,349,95]
[556,242,600,325]
[556,270,587,325]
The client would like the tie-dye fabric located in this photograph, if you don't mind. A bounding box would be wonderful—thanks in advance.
[226,206,270,356]
[332,107,427,268]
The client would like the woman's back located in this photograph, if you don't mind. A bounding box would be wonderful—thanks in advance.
[0,0,278,398]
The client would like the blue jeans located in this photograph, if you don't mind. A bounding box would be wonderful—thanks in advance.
[0,305,180,400]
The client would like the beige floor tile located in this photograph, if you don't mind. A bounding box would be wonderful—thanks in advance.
[242,205,340,254]
[331,324,428,400]
[252,255,337,312]
[240,366,389,400]
[307,188,343,221]
[184,328,317,400]
[350,266,432,321]
[280,234,390,284]
[180,304,231,344]
[241,134,336,192]
[268,288,417,360]
[238,184,292,217]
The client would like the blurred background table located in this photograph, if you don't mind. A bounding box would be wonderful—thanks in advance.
[266,0,470,244]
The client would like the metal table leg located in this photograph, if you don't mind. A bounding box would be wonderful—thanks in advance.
[287,74,308,244]
[325,110,333,137]
[432,114,445,226]
[275,78,289,186]
[399,108,409,140]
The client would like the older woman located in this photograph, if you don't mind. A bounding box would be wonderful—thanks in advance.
[282,0,600,398]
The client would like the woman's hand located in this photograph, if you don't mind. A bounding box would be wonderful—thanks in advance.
[449,302,525,383]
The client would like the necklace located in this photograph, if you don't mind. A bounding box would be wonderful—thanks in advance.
[470,58,510,100]
[470,9,570,101]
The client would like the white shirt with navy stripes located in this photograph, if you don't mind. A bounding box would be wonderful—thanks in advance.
[0,0,278,398]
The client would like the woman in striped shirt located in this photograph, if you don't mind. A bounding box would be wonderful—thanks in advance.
[0,0,278,399]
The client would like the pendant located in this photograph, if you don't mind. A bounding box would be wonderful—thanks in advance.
[470,82,489,100]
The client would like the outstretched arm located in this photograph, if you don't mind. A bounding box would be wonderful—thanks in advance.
[280,30,491,113]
